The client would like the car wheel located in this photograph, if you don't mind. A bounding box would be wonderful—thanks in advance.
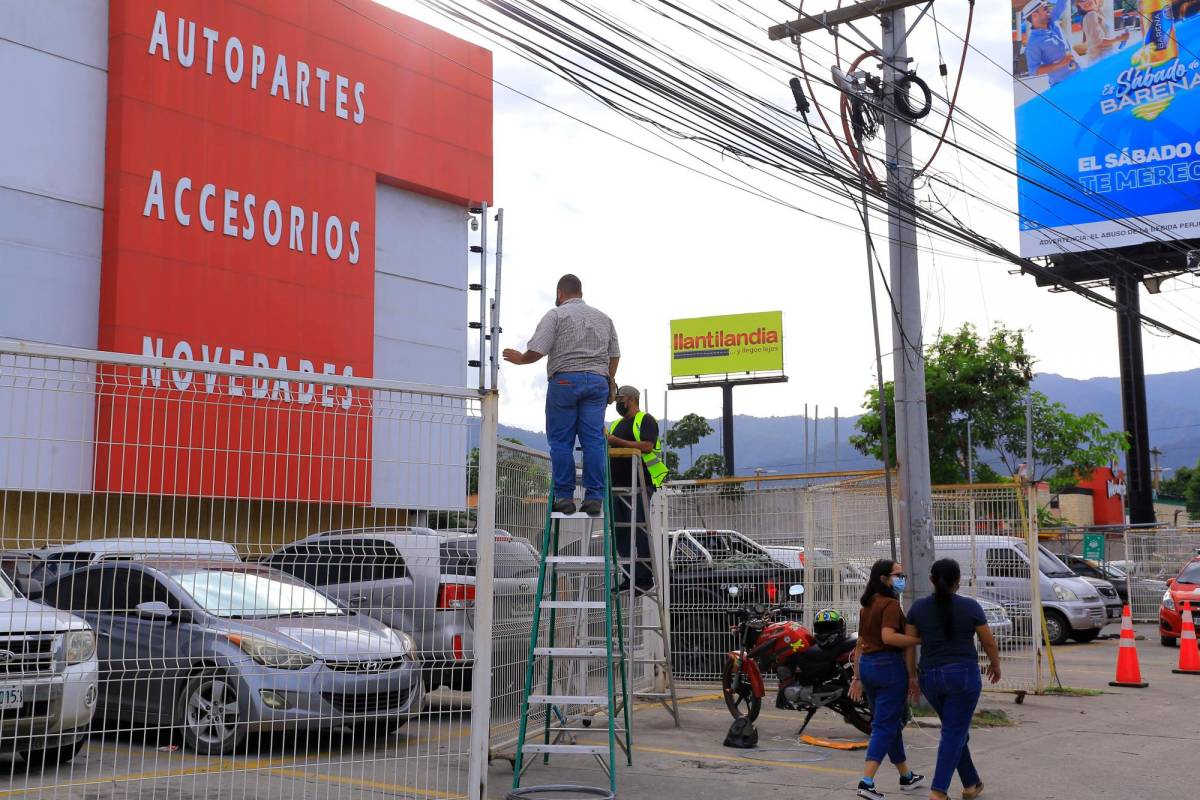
[20,738,85,769]
[1069,629,1101,644]
[178,670,248,755]
[1162,635,1178,648]
[1043,611,1070,647]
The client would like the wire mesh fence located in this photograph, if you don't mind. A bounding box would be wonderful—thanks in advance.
[655,476,1044,696]
[0,341,493,800]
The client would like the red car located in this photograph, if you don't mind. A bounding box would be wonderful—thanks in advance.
[1160,556,1200,647]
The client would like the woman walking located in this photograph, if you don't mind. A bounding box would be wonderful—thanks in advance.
[850,559,924,800]
[905,559,1002,800]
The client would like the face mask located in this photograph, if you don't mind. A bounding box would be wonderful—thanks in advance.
[615,401,629,417]
[892,576,907,594]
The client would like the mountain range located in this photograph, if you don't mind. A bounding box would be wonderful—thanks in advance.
[475,368,1200,475]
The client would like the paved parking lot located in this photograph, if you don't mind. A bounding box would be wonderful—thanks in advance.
[2,625,1190,799]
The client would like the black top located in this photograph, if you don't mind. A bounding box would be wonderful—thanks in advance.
[608,412,659,492]
[908,594,988,669]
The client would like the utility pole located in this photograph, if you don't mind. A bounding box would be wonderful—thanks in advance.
[769,0,934,603]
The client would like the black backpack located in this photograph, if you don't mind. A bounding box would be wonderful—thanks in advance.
[723,717,759,749]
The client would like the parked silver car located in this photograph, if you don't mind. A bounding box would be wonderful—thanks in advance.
[0,570,98,767]
[39,560,420,754]
[23,538,241,593]
[264,527,538,692]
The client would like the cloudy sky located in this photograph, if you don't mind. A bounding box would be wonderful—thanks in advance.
[389,1,1200,433]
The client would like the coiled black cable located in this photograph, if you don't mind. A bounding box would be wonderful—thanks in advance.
[894,72,932,120]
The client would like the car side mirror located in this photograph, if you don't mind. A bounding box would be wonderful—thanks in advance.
[135,601,176,622]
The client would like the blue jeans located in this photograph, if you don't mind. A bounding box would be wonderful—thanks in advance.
[859,651,908,767]
[546,372,608,503]
[920,663,982,794]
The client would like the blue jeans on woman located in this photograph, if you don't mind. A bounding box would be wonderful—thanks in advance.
[859,651,908,767]
[919,662,982,794]
[546,372,609,503]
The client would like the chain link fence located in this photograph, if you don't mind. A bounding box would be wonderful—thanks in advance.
[0,340,496,800]
[655,475,1044,694]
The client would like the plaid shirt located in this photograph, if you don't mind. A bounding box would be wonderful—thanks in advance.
[527,298,620,377]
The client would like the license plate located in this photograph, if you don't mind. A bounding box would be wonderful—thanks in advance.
[0,687,23,710]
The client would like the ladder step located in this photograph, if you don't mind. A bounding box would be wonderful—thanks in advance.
[534,646,609,657]
[528,694,609,706]
[519,744,611,755]
[546,556,608,571]
[550,511,605,520]
[541,600,607,610]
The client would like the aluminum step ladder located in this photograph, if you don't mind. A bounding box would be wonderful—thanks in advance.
[512,462,632,795]
[608,448,680,727]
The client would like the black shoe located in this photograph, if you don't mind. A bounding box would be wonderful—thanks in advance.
[552,499,577,515]
[898,772,925,792]
[856,781,885,800]
[580,499,603,517]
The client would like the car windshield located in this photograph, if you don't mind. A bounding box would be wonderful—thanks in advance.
[1018,543,1074,578]
[171,570,345,619]
[1177,562,1200,585]
[1089,560,1127,579]
[692,533,767,561]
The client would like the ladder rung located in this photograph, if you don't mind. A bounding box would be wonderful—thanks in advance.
[519,744,610,755]
[546,556,608,571]
[550,511,605,520]
[632,656,667,664]
[634,624,667,631]
[545,726,626,734]
[534,646,610,657]
[541,600,606,610]
[528,694,609,706]
[635,691,675,699]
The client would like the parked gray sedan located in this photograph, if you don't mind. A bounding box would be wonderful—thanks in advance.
[39,560,421,754]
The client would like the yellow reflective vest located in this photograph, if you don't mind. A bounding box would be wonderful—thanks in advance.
[608,411,668,489]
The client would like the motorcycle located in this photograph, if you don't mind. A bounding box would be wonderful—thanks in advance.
[720,592,872,737]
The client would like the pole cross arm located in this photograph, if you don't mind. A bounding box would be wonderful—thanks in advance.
[768,0,930,39]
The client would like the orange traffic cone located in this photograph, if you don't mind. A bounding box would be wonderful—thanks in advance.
[1172,601,1200,675]
[1108,605,1149,688]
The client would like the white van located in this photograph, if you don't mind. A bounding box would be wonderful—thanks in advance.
[874,535,1108,645]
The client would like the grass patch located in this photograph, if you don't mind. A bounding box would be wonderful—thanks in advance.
[1044,686,1104,697]
[972,709,1014,728]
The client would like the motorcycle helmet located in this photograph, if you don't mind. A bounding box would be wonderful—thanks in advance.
[812,608,847,649]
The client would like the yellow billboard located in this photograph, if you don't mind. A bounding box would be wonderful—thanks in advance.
[670,311,784,379]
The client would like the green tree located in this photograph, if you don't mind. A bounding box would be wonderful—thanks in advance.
[852,324,1034,483]
[1187,469,1200,517]
[664,413,714,469]
[684,453,727,480]
[992,392,1128,493]
[1159,463,1195,499]
[663,449,682,481]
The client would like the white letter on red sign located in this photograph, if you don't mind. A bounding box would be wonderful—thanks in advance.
[141,336,163,387]
[225,36,244,83]
[174,177,191,226]
[177,19,195,67]
[201,27,219,75]
[298,360,315,404]
[263,201,283,246]
[251,352,271,399]
[149,10,170,61]
[354,82,365,124]
[348,221,360,265]
[296,61,311,107]
[325,216,343,260]
[228,349,246,396]
[242,194,256,240]
[251,45,266,89]
[223,189,239,237]
[289,206,304,252]
[172,340,194,391]
[143,170,165,220]
[199,184,216,232]
[335,75,350,119]
[271,54,291,101]
[315,68,330,112]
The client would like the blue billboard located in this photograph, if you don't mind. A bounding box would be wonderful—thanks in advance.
[1013,0,1200,256]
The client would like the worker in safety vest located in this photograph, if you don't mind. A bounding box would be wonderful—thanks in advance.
[606,386,667,594]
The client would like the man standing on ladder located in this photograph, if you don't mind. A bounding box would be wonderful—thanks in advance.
[607,386,667,593]
[503,274,620,516]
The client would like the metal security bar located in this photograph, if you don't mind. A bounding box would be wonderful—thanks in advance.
[0,339,497,800]
[656,475,1042,694]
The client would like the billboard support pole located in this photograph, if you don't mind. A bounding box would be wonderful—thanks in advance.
[722,383,735,476]
[1115,273,1155,524]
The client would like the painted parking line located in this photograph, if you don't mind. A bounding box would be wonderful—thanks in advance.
[269,766,467,799]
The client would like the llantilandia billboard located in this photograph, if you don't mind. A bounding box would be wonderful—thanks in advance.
[670,311,784,379]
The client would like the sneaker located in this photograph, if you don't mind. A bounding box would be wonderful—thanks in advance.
[856,780,886,800]
[552,499,577,515]
[898,772,925,792]
[580,499,603,517]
